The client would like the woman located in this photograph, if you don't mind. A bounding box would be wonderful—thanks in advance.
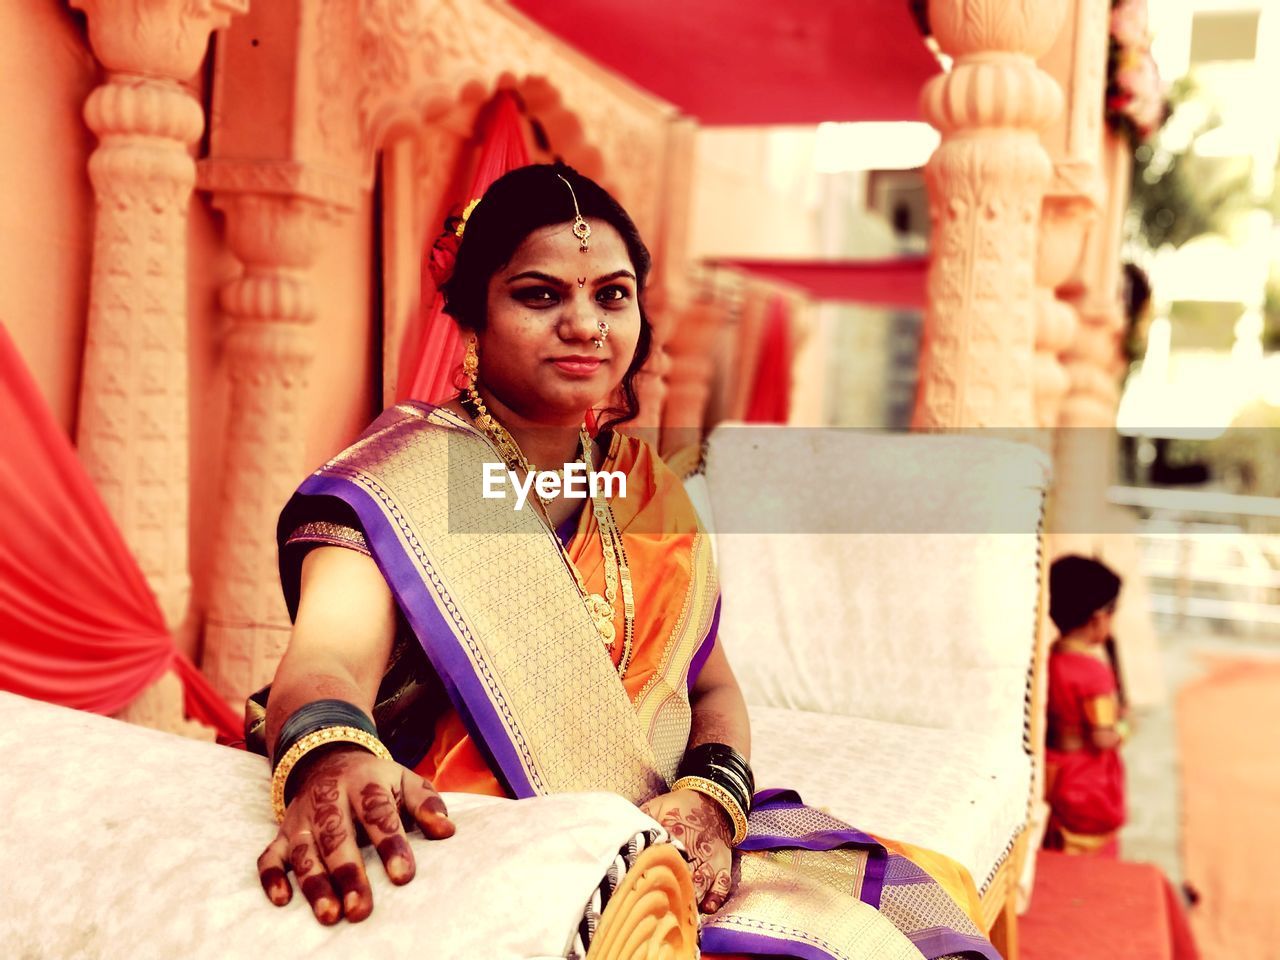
[250,163,997,959]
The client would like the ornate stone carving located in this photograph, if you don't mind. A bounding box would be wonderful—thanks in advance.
[71,0,248,79]
[912,0,1068,429]
[73,0,247,736]
[1031,0,1110,429]
[200,189,330,704]
[661,297,723,457]
[196,0,676,705]
[301,0,671,239]
[113,669,216,741]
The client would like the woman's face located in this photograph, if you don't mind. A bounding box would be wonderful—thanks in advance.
[477,218,641,424]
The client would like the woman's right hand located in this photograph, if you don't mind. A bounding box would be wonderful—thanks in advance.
[256,746,456,924]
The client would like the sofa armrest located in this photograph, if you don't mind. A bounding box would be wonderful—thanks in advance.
[0,693,690,959]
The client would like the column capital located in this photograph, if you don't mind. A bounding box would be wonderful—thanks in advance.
[71,0,248,80]
[929,0,1070,61]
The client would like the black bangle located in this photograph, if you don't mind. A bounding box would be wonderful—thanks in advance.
[678,742,755,814]
[272,699,378,802]
[681,742,755,796]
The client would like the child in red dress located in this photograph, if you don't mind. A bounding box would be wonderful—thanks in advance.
[1043,555,1127,857]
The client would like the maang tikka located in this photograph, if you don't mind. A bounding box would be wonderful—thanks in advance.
[557,173,591,252]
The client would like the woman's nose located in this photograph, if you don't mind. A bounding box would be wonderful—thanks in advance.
[556,293,598,340]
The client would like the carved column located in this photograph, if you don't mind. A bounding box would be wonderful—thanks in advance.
[633,117,698,437]
[660,296,724,457]
[71,0,247,734]
[1033,0,1110,429]
[196,165,349,704]
[911,0,1068,429]
[1054,133,1132,551]
[73,0,245,625]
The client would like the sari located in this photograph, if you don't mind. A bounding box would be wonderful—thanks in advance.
[1043,639,1126,857]
[265,402,1000,960]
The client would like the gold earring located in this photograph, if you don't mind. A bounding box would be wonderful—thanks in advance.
[463,334,479,387]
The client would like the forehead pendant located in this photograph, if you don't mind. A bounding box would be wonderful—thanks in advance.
[556,173,591,252]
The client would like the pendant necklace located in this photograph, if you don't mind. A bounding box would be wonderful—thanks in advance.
[458,389,634,676]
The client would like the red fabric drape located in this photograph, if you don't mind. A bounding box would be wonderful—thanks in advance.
[743,295,793,423]
[396,91,531,404]
[0,324,239,740]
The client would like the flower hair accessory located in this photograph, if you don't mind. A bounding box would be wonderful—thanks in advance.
[427,197,481,289]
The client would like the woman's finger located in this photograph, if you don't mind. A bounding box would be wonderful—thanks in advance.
[289,830,340,925]
[257,831,293,906]
[355,779,416,885]
[703,863,733,914]
[402,772,456,840]
[306,774,374,923]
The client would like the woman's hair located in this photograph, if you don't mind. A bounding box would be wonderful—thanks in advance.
[441,163,653,431]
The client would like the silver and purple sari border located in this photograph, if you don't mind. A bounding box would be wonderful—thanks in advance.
[294,468,540,800]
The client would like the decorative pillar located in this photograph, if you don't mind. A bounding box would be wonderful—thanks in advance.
[660,295,724,457]
[1033,0,1111,429]
[1054,133,1132,551]
[71,0,247,733]
[911,0,1069,429]
[196,165,350,704]
[633,117,699,437]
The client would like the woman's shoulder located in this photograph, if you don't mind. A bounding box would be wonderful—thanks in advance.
[317,401,474,473]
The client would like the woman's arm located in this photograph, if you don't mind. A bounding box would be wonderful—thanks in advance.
[264,545,397,760]
[688,640,750,759]
[642,639,751,916]
[257,546,455,925]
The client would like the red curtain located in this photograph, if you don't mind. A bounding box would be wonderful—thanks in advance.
[743,295,793,423]
[396,91,531,403]
[0,324,240,741]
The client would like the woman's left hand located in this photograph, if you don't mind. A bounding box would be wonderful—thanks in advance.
[641,788,734,914]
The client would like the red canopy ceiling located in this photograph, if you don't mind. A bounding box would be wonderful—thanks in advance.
[509,1,940,125]
[711,257,928,309]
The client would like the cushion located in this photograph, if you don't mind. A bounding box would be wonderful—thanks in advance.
[0,693,672,959]
[695,426,1049,740]
[748,704,1032,895]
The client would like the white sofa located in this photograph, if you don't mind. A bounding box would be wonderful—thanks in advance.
[684,425,1051,956]
[0,692,696,960]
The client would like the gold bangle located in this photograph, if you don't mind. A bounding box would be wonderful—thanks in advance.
[671,775,749,846]
[270,726,393,823]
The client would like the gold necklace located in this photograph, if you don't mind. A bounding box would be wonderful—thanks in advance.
[459,389,634,675]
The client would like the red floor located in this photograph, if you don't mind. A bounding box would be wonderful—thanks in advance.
[1020,851,1197,960]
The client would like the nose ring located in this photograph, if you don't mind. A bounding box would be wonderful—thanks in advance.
[593,319,610,350]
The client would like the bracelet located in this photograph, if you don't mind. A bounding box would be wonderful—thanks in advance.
[677,742,755,814]
[270,726,392,823]
[672,775,749,847]
[271,699,378,773]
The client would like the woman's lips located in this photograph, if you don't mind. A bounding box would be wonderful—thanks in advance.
[550,356,604,377]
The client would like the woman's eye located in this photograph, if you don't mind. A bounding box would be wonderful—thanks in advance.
[597,285,630,305]
[514,287,558,306]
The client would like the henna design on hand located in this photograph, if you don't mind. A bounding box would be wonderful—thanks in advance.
[300,750,353,855]
[654,793,732,905]
[290,843,315,875]
[259,866,288,900]
[360,783,401,835]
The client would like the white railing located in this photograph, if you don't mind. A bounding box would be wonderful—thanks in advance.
[1108,485,1280,632]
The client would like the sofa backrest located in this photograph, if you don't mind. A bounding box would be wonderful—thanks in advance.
[685,426,1050,744]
